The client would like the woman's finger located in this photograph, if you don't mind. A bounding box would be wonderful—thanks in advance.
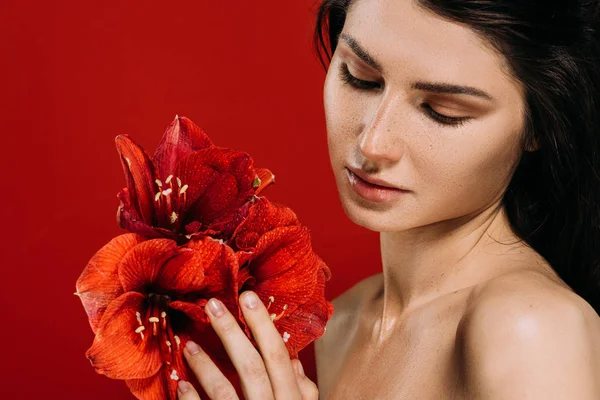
[206,297,275,400]
[239,291,302,400]
[181,340,239,400]
[177,379,201,400]
[291,359,320,400]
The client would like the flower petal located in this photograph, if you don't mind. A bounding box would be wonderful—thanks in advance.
[86,292,163,379]
[169,300,209,324]
[271,266,334,358]
[115,134,158,226]
[237,226,322,333]
[253,167,275,195]
[151,115,214,180]
[167,238,240,323]
[230,197,300,252]
[175,148,256,225]
[155,245,206,294]
[116,188,179,241]
[125,374,167,400]
[126,339,192,400]
[185,238,240,296]
[245,225,314,281]
[118,239,180,293]
[75,233,145,333]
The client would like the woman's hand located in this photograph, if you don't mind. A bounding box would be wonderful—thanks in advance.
[177,290,319,400]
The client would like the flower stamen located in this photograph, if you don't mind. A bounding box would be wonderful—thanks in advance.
[135,325,146,340]
[161,311,167,330]
[272,304,288,322]
[170,369,179,381]
[149,316,159,336]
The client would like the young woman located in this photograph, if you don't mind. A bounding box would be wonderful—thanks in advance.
[175,0,600,398]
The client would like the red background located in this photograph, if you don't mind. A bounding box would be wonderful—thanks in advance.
[1,0,381,398]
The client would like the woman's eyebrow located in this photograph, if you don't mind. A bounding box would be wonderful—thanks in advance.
[411,81,494,102]
[338,32,495,102]
[339,33,383,72]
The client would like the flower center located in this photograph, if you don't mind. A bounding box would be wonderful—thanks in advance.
[154,174,189,232]
[133,293,182,381]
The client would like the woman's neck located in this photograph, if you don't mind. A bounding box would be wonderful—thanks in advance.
[378,202,530,323]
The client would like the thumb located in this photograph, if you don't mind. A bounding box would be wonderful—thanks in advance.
[291,359,319,400]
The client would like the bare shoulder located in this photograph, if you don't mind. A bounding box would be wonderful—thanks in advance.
[459,269,600,399]
[314,273,382,392]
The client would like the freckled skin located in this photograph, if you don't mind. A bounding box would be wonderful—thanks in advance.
[315,0,600,399]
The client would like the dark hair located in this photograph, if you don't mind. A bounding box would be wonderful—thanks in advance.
[313,0,600,314]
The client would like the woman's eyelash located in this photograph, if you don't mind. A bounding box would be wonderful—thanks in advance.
[338,62,381,90]
[338,62,471,128]
[419,103,470,128]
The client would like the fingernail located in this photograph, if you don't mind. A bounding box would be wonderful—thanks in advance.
[208,298,225,317]
[178,380,190,393]
[243,291,258,309]
[185,340,200,355]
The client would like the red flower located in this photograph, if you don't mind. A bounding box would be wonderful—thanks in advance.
[228,197,334,358]
[75,234,241,400]
[77,117,334,399]
[115,115,274,244]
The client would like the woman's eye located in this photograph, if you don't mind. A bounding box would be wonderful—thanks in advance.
[338,62,470,128]
[338,62,381,90]
[420,103,471,128]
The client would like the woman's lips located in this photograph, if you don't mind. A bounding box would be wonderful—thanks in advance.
[345,168,408,203]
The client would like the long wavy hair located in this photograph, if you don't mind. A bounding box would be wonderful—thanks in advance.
[313,0,600,314]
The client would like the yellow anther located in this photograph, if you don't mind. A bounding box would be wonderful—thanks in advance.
[170,212,178,224]
[155,179,163,187]
[165,175,173,184]
[176,177,182,187]
[269,296,275,303]
[270,313,276,321]
[174,335,181,348]
[179,184,188,195]
[154,192,161,201]
[136,312,143,325]
[149,317,160,323]
[162,188,173,196]
[161,311,167,319]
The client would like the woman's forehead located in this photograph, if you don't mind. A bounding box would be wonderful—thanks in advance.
[341,0,524,101]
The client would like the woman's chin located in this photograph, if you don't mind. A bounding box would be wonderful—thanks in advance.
[339,197,412,233]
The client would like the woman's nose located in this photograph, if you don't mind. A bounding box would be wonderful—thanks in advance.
[358,94,406,165]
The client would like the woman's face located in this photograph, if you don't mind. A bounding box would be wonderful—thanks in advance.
[323,0,527,233]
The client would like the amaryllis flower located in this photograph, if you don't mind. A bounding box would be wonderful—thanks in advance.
[75,233,242,400]
[115,115,275,244]
[228,196,334,358]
